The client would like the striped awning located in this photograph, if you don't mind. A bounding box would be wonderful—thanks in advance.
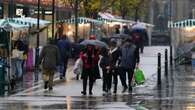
[168,19,195,28]
[58,17,103,24]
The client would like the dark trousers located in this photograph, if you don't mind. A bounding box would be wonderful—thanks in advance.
[111,68,119,92]
[102,70,112,92]
[82,69,94,93]
[59,57,69,78]
[119,67,134,90]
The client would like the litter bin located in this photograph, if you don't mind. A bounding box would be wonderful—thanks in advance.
[0,60,5,96]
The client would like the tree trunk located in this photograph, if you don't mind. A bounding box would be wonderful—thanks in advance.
[135,8,139,21]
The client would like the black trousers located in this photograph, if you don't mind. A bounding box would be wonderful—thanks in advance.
[102,70,112,92]
[111,68,119,91]
[119,67,134,89]
[82,69,94,93]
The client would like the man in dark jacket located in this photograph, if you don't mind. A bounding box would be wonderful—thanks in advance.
[39,40,60,91]
[120,38,139,93]
[57,35,71,80]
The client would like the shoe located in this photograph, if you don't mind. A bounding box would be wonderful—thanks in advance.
[60,76,64,80]
[107,90,111,95]
[44,81,48,89]
[102,91,107,95]
[89,91,93,95]
[122,87,127,93]
[49,87,53,91]
[81,91,86,95]
[128,87,132,93]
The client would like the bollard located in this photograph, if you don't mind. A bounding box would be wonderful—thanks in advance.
[170,45,173,66]
[0,60,5,96]
[157,53,161,85]
[165,49,168,76]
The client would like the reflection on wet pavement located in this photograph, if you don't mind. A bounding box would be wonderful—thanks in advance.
[1,65,195,110]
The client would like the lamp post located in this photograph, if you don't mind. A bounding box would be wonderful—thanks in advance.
[75,0,78,42]
[52,0,55,40]
[35,0,41,81]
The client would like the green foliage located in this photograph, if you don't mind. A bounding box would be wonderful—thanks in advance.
[58,0,149,19]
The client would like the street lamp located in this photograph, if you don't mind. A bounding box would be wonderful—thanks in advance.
[52,0,55,40]
[35,0,41,81]
[75,0,78,42]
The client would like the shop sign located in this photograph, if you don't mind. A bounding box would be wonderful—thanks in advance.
[16,8,23,16]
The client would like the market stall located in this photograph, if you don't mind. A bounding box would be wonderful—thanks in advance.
[58,17,103,41]
[98,12,135,36]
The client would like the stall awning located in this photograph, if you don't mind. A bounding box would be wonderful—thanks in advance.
[58,17,103,24]
[0,18,29,31]
[13,17,51,27]
[98,12,135,24]
[168,19,195,28]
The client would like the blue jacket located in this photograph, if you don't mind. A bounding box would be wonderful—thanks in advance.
[57,39,71,61]
[120,42,137,69]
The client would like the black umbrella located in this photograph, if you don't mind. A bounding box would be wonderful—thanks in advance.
[80,39,108,48]
[110,34,131,39]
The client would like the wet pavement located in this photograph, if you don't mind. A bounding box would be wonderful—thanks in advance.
[2,46,194,110]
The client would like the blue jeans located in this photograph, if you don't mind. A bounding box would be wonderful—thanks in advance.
[58,58,68,78]
[15,59,23,78]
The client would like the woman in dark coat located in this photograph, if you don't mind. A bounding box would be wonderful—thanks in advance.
[100,47,112,94]
[80,45,96,95]
[109,40,121,94]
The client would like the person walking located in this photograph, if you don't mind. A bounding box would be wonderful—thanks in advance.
[120,38,139,93]
[100,47,112,95]
[109,40,121,94]
[39,40,60,91]
[80,45,96,95]
[12,44,24,80]
[57,35,71,80]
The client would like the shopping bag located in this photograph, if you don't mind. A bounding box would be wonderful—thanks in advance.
[134,68,145,85]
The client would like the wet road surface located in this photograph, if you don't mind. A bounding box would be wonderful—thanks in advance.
[2,46,194,110]
[0,65,194,110]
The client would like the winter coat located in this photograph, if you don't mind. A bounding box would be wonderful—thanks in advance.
[39,44,60,70]
[57,38,71,62]
[120,42,138,69]
[80,53,95,70]
[109,47,121,69]
[100,55,110,72]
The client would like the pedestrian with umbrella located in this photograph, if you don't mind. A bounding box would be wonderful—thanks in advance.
[80,44,96,95]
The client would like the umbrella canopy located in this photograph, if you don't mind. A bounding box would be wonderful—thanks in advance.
[110,34,131,39]
[80,39,108,48]
[132,23,146,30]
